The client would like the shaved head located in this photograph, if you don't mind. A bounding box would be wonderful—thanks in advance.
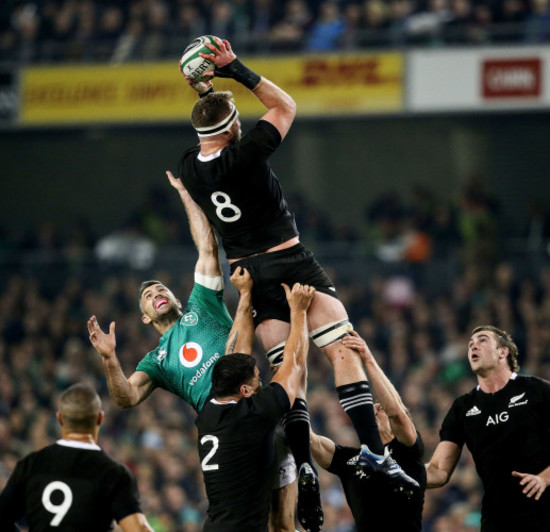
[58,383,102,433]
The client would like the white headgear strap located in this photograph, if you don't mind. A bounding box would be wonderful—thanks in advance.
[194,103,239,137]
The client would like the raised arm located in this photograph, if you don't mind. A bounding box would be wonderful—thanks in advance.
[310,430,336,471]
[425,440,462,488]
[88,316,154,408]
[251,77,296,140]
[271,283,315,406]
[201,38,296,139]
[166,171,220,277]
[225,266,255,355]
[342,331,417,446]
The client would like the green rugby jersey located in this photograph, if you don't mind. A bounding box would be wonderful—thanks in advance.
[136,280,232,412]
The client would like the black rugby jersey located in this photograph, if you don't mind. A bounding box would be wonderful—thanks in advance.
[0,440,141,531]
[440,374,550,528]
[328,433,426,532]
[195,382,290,531]
[180,120,299,258]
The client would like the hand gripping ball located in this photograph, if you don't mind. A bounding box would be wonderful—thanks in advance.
[179,35,220,82]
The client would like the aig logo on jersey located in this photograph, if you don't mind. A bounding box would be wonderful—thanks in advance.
[486,411,509,426]
[179,342,203,367]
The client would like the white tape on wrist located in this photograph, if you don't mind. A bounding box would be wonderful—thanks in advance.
[195,273,223,290]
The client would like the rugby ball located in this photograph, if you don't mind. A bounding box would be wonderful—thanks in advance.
[180,35,220,82]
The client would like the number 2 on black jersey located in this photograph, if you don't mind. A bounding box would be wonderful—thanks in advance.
[200,435,220,471]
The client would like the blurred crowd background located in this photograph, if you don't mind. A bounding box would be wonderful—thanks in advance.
[1,174,550,531]
[2,0,550,531]
[2,0,550,64]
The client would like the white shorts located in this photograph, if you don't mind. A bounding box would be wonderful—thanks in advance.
[273,425,297,489]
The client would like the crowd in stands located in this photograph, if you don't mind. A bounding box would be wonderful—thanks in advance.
[2,0,550,64]
[3,174,549,271]
[1,179,550,531]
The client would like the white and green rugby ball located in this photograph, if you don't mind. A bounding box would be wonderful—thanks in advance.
[180,35,220,82]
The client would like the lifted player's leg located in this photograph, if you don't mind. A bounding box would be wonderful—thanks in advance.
[306,292,418,494]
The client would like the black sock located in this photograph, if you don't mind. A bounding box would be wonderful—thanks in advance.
[282,398,315,470]
[337,381,384,455]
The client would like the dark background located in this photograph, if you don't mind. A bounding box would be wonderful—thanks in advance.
[2,110,550,239]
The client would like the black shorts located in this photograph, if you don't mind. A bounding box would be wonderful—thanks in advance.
[230,243,338,326]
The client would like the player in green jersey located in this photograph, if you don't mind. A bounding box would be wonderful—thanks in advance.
[88,173,298,531]
[87,172,247,412]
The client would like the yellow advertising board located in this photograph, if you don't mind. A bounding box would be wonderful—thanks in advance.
[20,53,403,125]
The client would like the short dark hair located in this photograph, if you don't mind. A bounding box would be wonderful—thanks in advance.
[58,383,102,432]
[139,280,162,299]
[191,91,235,129]
[471,325,520,372]
[211,354,256,397]
[138,280,163,312]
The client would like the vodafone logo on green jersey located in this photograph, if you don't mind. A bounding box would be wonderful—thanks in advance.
[179,342,203,368]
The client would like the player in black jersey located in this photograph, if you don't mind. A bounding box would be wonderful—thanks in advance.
[426,325,550,531]
[195,282,314,532]
[0,383,153,532]
[89,176,298,530]
[310,332,425,532]
[177,37,415,524]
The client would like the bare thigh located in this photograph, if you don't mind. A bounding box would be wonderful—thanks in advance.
[257,292,348,349]
[269,481,297,532]
[257,292,365,385]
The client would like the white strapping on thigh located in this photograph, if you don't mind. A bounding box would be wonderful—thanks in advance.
[266,340,286,367]
[310,319,354,348]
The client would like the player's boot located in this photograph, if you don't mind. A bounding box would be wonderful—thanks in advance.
[297,462,324,532]
[356,444,419,496]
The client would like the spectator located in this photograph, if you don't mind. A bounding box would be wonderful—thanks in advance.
[444,0,475,43]
[361,0,391,47]
[141,0,170,60]
[306,1,345,51]
[94,5,125,61]
[207,0,239,47]
[246,0,283,53]
[494,0,527,42]
[387,0,414,46]
[168,3,207,58]
[339,2,364,50]
[525,0,550,42]
[406,0,452,45]
[270,0,312,52]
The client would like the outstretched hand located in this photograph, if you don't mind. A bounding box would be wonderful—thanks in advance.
[282,282,315,313]
[166,170,186,193]
[512,471,548,500]
[87,315,116,359]
[341,331,370,362]
[230,266,253,294]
